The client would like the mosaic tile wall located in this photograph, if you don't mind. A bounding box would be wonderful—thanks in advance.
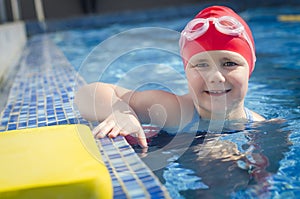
[0,35,170,199]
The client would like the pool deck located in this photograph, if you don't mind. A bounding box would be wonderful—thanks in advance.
[0,34,170,198]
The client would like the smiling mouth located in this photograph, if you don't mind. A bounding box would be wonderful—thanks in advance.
[205,89,231,96]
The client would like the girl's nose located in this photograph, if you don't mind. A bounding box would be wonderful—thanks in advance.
[208,70,225,84]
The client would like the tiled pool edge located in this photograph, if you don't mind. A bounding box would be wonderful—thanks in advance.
[0,34,170,198]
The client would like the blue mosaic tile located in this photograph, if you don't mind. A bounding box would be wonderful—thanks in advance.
[7,123,17,130]
[28,120,36,126]
[68,118,77,124]
[38,122,47,127]
[0,35,171,198]
[58,120,68,125]
[9,115,18,123]
[1,121,8,127]
[47,121,57,126]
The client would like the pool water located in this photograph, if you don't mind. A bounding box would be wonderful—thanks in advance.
[50,5,300,198]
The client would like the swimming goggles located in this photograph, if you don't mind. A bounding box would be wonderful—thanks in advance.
[180,16,256,64]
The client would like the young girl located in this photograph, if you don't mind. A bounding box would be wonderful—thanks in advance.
[74,6,265,148]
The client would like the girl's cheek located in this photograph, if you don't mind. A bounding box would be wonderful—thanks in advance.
[187,72,206,94]
[186,69,204,81]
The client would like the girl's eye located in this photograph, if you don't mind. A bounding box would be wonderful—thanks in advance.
[193,63,209,68]
[223,61,238,67]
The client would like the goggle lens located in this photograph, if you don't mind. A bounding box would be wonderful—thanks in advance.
[216,16,244,35]
[184,19,208,41]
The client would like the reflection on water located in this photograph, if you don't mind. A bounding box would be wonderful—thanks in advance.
[136,120,291,198]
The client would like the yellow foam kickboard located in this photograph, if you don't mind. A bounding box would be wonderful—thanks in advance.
[0,124,112,199]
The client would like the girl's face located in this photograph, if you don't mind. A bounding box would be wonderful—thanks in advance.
[185,50,250,119]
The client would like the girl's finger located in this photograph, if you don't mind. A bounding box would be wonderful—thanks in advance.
[92,121,107,136]
[119,130,130,136]
[137,131,148,148]
[94,120,115,138]
[107,126,121,138]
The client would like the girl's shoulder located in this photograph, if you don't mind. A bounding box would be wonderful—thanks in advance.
[159,93,195,131]
[178,93,194,111]
[177,93,196,123]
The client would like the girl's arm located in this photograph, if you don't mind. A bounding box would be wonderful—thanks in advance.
[74,82,134,122]
[74,82,189,147]
[74,82,148,147]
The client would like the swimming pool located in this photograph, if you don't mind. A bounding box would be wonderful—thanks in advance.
[1,3,299,199]
[48,5,300,198]
[51,7,300,198]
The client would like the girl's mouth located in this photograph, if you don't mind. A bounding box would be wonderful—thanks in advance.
[204,89,231,96]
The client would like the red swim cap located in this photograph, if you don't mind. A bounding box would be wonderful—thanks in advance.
[180,6,256,76]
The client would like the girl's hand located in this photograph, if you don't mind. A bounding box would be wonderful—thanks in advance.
[92,110,148,148]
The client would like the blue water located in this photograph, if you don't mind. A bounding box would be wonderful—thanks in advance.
[50,6,300,199]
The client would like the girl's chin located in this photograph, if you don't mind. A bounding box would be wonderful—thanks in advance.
[201,102,231,111]
[197,104,237,117]
[199,103,246,120]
